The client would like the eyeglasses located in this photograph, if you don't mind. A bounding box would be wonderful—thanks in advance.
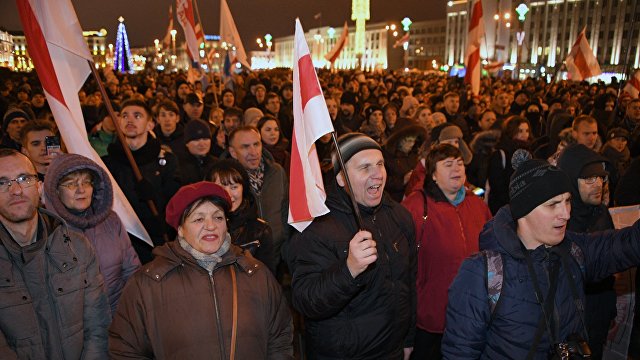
[0,174,39,192]
[59,180,94,191]
[580,175,608,185]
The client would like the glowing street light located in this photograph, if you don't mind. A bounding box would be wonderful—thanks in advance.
[327,27,335,38]
[516,3,529,21]
[401,17,412,31]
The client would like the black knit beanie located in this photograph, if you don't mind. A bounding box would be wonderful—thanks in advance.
[509,150,572,220]
[332,132,381,175]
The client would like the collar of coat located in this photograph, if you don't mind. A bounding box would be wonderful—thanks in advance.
[142,241,261,281]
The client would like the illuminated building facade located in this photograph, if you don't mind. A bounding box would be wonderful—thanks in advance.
[446,0,640,77]
[0,29,13,69]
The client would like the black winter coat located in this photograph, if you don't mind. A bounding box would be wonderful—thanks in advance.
[228,198,277,274]
[287,185,417,359]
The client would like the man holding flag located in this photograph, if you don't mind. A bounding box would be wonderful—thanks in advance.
[286,19,416,360]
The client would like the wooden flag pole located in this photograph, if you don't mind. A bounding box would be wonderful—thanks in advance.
[330,132,364,230]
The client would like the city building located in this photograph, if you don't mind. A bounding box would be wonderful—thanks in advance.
[446,0,640,79]
[0,29,13,69]
[271,19,446,71]
[10,32,32,72]
[83,29,108,68]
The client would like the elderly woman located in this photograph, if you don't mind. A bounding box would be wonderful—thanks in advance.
[402,144,492,359]
[45,153,140,315]
[109,182,293,359]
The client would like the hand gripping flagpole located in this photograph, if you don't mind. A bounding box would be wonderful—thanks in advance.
[330,132,364,230]
[88,62,164,228]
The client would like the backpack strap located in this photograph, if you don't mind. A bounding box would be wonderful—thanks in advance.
[482,249,504,317]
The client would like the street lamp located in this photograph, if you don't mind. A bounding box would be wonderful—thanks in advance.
[400,17,412,69]
[264,34,273,52]
[170,29,177,62]
[327,27,335,39]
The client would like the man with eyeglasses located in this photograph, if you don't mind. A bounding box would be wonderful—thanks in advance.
[558,143,615,359]
[0,148,110,359]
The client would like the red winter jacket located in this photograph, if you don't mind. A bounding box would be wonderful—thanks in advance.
[402,181,491,333]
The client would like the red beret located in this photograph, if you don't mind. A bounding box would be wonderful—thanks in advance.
[165,182,231,230]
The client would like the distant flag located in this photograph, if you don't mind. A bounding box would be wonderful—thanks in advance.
[565,27,601,81]
[313,12,322,20]
[464,0,484,95]
[176,0,200,62]
[324,22,348,64]
[195,22,205,46]
[220,0,251,70]
[223,51,233,79]
[162,4,173,50]
[15,0,152,245]
[393,32,409,48]
[288,18,335,232]
[623,70,640,98]
[483,60,504,74]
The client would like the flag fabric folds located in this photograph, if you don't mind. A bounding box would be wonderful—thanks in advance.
[623,70,640,98]
[464,0,484,96]
[393,32,409,49]
[15,0,152,245]
[162,4,173,50]
[324,22,349,64]
[565,28,601,81]
[220,0,251,70]
[176,0,200,62]
[288,19,335,232]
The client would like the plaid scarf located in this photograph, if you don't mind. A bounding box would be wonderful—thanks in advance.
[246,159,265,195]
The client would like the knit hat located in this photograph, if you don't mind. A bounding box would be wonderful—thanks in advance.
[184,119,211,143]
[2,107,31,132]
[165,182,231,230]
[332,132,382,174]
[509,149,572,220]
[607,127,630,141]
[185,93,203,105]
[436,124,473,165]
[340,91,358,106]
[364,105,382,121]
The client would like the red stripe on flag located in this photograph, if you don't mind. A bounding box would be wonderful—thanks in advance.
[629,76,640,93]
[573,45,591,79]
[289,129,312,221]
[327,39,346,63]
[298,54,322,111]
[468,1,483,30]
[464,49,480,84]
[16,0,67,107]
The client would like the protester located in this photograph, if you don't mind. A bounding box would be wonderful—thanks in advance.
[257,115,290,173]
[44,153,140,315]
[109,182,293,358]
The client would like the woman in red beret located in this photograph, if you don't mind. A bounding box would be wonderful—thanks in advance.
[109,182,293,359]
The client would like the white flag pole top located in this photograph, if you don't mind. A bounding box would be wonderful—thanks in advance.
[288,18,335,232]
[220,0,251,70]
[17,0,152,245]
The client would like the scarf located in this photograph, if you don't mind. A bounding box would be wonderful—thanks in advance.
[246,159,265,195]
[178,232,232,274]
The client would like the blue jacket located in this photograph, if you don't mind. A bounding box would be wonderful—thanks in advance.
[442,206,640,359]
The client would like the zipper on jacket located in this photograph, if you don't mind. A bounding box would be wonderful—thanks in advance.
[210,274,227,359]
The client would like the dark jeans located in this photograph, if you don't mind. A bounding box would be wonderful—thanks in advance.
[411,328,442,360]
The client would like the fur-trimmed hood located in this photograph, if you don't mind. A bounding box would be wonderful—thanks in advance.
[470,129,501,156]
[44,153,113,229]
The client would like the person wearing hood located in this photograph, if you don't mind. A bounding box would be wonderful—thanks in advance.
[44,153,140,315]
[382,124,426,202]
[557,144,616,359]
[108,182,293,359]
[442,151,640,359]
[177,119,217,185]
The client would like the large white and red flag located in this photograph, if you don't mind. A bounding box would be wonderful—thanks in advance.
[16,0,152,245]
[623,70,640,98]
[464,0,484,95]
[393,32,409,48]
[565,28,601,81]
[220,0,251,70]
[324,22,349,64]
[162,4,174,50]
[288,19,335,232]
[176,0,201,62]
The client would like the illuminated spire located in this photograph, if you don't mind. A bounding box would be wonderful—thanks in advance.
[351,0,369,56]
[114,16,133,73]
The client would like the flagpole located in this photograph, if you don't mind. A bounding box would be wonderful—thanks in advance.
[87,61,163,221]
[191,0,219,108]
[330,132,364,229]
[611,1,639,126]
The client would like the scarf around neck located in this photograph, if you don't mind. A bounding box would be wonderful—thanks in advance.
[178,232,232,274]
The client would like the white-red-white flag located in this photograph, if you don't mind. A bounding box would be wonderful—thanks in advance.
[623,70,640,98]
[220,0,251,70]
[565,28,601,81]
[324,22,348,64]
[162,4,173,50]
[16,0,152,245]
[393,32,409,48]
[176,0,200,62]
[464,0,484,95]
[288,19,335,232]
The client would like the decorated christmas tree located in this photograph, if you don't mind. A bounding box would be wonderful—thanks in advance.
[114,16,134,73]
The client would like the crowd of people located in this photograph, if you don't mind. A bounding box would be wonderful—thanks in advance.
[2,65,640,359]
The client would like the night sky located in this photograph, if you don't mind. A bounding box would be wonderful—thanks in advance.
[1,0,446,50]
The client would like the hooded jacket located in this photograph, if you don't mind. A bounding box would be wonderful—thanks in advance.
[108,241,293,359]
[442,206,640,359]
[44,153,141,315]
[287,184,416,359]
[0,209,110,359]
